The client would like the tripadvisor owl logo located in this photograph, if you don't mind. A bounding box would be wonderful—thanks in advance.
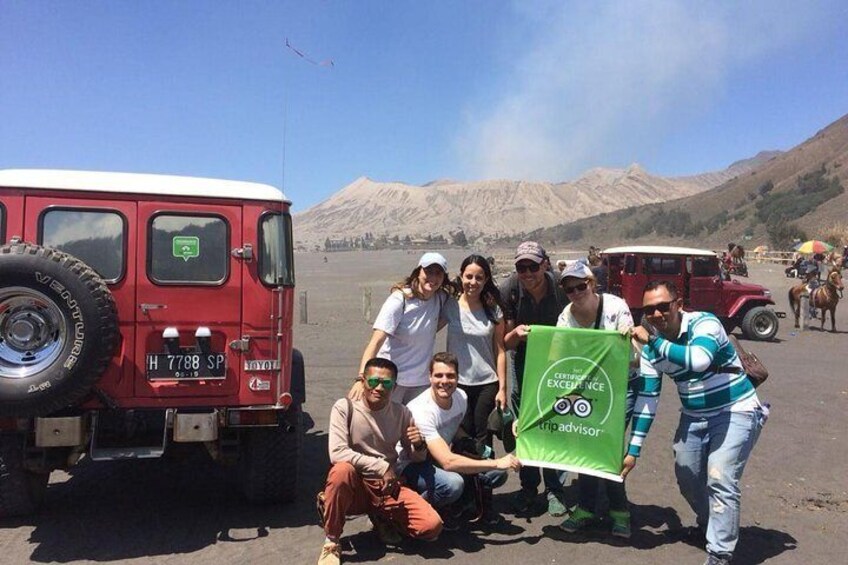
[535,355,616,438]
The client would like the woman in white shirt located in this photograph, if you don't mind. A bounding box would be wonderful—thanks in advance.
[555,261,636,540]
[443,255,507,455]
[353,252,454,404]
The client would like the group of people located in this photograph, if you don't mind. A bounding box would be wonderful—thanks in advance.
[316,242,766,565]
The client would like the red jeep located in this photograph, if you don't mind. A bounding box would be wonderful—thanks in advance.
[603,245,783,341]
[0,169,304,517]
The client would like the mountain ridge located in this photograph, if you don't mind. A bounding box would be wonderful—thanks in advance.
[294,156,776,246]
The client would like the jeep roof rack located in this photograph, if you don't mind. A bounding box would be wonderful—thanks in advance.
[602,245,717,257]
[0,169,289,203]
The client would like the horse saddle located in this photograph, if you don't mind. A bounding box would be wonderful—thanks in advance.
[809,286,823,305]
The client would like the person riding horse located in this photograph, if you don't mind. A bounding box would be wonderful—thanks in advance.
[790,265,845,332]
[804,265,820,318]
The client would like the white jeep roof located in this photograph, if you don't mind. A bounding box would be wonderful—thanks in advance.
[0,169,288,203]
[602,245,717,257]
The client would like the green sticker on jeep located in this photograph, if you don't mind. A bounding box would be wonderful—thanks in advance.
[172,236,200,262]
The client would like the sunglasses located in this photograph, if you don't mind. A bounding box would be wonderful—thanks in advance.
[563,281,589,294]
[365,376,395,390]
[644,301,674,314]
[516,263,541,274]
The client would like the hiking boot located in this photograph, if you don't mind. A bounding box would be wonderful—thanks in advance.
[559,506,595,533]
[317,542,341,565]
[703,554,732,565]
[546,490,567,517]
[370,514,403,545]
[512,488,536,513]
[609,509,631,539]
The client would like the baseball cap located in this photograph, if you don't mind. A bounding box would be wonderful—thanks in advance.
[559,261,594,282]
[418,252,448,271]
[514,241,546,264]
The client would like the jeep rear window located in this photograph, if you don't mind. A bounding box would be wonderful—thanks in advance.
[149,214,228,284]
[40,209,125,282]
[259,212,295,286]
[0,202,4,243]
[642,256,681,275]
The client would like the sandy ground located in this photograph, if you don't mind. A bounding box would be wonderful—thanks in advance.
[1,249,845,565]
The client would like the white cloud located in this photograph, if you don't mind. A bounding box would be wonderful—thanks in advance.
[458,0,836,181]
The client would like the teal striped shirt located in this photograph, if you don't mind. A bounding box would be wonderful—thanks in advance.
[627,311,757,457]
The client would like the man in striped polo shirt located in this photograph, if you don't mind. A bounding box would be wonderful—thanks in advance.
[625,281,767,565]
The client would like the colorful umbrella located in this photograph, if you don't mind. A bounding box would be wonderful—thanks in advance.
[793,240,834,254]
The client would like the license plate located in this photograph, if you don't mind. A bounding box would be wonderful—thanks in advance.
[146,353,227,381]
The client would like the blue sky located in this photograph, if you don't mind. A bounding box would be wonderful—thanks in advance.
[1,1,846,211]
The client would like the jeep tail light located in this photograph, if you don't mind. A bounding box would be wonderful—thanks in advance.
[163,327,180,354]
[228,409,278,426]
[195,326,211,354]
[278,392,293,408]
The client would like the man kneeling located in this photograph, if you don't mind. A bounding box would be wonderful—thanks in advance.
[399,352,521,527]
[318,358,442,565]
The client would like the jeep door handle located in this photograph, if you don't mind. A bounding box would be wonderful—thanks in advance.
[140,303,168,315]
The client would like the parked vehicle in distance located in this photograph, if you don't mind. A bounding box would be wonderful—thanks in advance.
[0,169,304,517]
[602,245,784,341]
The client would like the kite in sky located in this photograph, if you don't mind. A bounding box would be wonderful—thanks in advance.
[285,38,334,67]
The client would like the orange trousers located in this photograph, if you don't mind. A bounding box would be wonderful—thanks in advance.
[322,462,443,541]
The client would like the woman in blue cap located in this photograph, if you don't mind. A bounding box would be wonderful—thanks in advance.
[351,252,454,404]
[555,261,637,540]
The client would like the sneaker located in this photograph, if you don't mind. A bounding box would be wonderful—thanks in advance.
[512,488,536,513]
[546,491,567,517]
[370,514,403,545]
[703,554,731,565]
[317,542,341,565]
[559,506,595,533]
[609,509,631,539]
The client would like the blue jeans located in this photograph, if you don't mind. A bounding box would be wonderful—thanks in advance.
[402,461,508,509]
[401,461,464,509]
[672,406,765,558]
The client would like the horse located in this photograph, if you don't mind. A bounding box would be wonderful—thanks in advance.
[730,244,745,265]
[789,267,844,332]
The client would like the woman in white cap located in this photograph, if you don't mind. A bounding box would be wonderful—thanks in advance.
[555,261,637,540]
[352,252,454,404]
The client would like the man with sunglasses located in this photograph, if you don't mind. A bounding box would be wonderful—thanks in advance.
[399,352,521,527]
[500,241,569,516]
[628,281,767,565]
[318,358,442,565]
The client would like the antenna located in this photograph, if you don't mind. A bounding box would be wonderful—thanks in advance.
[282,38,334,194]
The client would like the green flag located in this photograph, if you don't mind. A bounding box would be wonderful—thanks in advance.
[516,325,630,482]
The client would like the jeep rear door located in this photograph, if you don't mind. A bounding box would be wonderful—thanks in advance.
[135,202,241,399]
[23,195,138,399]
[238,203,292,406]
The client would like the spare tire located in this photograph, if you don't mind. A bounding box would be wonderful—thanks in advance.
[0,244,119,417]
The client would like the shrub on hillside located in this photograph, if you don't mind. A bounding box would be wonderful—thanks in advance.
[755,167,844,225]
[767,221,807,250]
[818,223,848,247]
